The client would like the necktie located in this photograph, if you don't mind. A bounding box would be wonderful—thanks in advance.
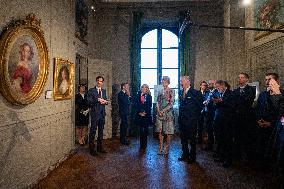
[141,94,145,104]
[98,89,102,98]
[183,90,187,99]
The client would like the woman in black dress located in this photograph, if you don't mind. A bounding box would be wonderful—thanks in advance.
[75,84,89,145]
[134,84,152,150]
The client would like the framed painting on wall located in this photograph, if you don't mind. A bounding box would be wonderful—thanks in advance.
[53,58,74,100]
[0,14,49,105]
[254,0,284,40]
[75,0,89,44]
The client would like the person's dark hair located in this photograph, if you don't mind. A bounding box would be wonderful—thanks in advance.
[78,84,87,91]
[216,80,224,85]
[224,81,230,90]
[240,73,249,79]
[216,80,230,90]
[266,73,279,81]
[200,81,208,86]
[96,76,104,82]
[121,82,128,90]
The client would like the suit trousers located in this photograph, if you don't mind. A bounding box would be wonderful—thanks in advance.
[119,114,128,143]
[180,120,198,160]
[197,112,205,143]
[140,125,148,148]
[205,111,215,147]
[89,116,105,149]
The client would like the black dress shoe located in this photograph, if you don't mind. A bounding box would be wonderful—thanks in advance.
[214,157,225,163]
[178,156,189,162]
[213,153,219,159]
[203,145,213,151]
[121,141,130,145]
[97,148,107,153]
[90,150,98,156]
[222,161,232,168]
[187,158,196,164]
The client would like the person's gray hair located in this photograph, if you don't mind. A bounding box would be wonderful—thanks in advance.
[181,76,190,82]
[162,76,170,84]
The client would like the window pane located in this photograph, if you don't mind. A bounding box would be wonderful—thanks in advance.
[141,29,157,48]
[162,49,178,68]
[162,29,178,48]
[162,69,179,88]
[141,69,157,89]
[141,49,157,68]
[173,89,179,107]
[149,89,154,98]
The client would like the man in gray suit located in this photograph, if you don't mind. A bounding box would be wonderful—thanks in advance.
[87,76,108,156]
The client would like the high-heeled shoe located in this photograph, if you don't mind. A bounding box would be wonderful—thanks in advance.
[164,146,169,155]
[158,146,163,155]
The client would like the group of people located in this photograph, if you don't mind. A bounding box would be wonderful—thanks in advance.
[196,73,284,183]
[75,73,284,183]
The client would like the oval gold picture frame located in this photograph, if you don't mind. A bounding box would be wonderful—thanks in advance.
[0,14,49,105]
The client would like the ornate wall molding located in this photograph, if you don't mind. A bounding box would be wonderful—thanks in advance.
[248,36,284,54]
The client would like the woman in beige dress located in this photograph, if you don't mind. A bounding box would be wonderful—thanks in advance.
[156,76,175,155]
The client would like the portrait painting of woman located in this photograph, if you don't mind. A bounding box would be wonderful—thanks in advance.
[0,13,49,105]
[53,58,74,100]
[10,42,36,94]
[58,66,70,95]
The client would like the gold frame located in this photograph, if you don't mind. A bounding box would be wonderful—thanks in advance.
[53,58,74,100]
[254,24,284,41]
[0,14,49,105]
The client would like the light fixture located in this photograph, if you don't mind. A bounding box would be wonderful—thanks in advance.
[91,5,96,12]
[242,0,252,6]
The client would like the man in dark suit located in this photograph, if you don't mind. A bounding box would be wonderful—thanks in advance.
[87,76,108,156]
[118,82,131,145]
[178,76,203,164]
[203,80,218,151]
[213,80,235,167]
[233,73,256,162]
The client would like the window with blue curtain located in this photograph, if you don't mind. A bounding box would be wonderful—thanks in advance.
[141,29,179,104]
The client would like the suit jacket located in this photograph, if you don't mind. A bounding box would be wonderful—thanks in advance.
[75,93,89,125]
[178,87,203,127]
[75,93,89,112]
[256,90,284,124]
[133,91,152,125]
[87,86,108,120]
[214,89,234,120]
[203,89,218,115]
[118,90,131,116]
[233,85,255,117]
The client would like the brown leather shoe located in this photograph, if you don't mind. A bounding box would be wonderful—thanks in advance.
[178,156,189,162]
[97,148,107,153]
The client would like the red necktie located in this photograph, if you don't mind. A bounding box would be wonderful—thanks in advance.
[140,95,145,104]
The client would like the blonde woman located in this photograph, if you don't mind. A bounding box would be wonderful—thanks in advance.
[156,76,175,155]
[134,84,152,150]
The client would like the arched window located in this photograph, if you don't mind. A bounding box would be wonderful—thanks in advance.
[141,29,179,103]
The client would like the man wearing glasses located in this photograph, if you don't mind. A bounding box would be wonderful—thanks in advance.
[87,76,108,156]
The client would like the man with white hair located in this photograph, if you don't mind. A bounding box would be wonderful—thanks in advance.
[178,76,203,164]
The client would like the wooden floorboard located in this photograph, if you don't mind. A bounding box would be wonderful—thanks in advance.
[34,136,281,189]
